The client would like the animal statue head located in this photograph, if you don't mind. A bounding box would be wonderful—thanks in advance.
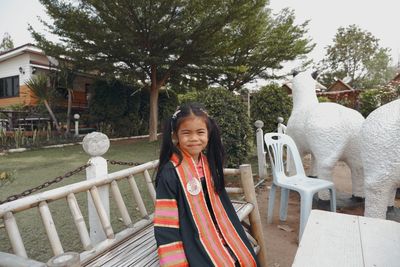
[290,69,320,109]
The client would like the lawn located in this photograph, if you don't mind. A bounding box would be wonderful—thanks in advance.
[0,138,161,262]
[0,138,259,262]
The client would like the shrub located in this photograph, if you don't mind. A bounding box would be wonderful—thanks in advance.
[317,96,331,103]
[250,84,293,133]
[89,79,141,136]
[180,88,252,167]
[359,88,398,117]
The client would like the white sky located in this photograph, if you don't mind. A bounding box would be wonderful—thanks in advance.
[1,0,399,69]
[269,0,400,66]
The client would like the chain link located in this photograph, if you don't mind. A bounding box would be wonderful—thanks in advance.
[0,163,91,205]
[107,159,141,166]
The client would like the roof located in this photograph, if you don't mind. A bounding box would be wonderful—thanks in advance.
[0,43,44,63]
[327,80,354,91]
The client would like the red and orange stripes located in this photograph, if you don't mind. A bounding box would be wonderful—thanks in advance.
[154,199,179,228]
[171,152,237,266]
[203,157,257,267]
[158,241,189,267]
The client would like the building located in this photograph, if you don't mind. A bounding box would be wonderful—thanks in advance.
[0,43,92,109]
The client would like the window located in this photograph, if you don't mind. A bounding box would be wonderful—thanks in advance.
[0,76,19,98]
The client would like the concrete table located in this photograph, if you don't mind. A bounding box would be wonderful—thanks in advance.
[293,210,400,267]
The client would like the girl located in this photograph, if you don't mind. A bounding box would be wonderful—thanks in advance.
[154,103,259,267]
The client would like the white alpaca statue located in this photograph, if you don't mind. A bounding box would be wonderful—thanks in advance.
[361,99,400,218]
[286,70,365,199]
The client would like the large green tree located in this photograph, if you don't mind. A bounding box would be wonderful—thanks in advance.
[319,25,394,89]
[30,0,312,141]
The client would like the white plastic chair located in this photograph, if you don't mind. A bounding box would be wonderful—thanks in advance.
[264,133,336,240]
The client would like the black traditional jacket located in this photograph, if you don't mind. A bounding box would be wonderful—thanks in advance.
[154,152,259,267]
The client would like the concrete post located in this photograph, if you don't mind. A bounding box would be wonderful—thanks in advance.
[254,120,267,180]
[82,132,110,245]
[74,114,80,137]
[277,117,287,134]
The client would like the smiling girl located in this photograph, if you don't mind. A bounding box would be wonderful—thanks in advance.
[154,103,259,267]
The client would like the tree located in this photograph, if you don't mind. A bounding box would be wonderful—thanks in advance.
[56,62,77,136]
[31,0,312,141]
[205,8,313,91]
[26,74,62,133]
[0,32,14,52]
[319,25,393,89]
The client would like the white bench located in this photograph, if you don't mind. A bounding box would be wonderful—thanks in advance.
[0,161,267,266]
[292,210,400,267]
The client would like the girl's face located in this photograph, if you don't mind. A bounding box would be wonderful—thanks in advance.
[176,115,209,161]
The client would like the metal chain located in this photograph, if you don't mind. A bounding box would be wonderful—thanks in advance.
[0,163,91,205]
[107,159,141,166]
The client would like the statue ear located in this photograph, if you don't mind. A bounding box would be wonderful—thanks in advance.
[311,70,319,80]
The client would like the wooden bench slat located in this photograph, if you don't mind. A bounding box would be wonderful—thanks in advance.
[127,175,149,218]
[4,211,27,258]
[67,193,93,251]
[110,181,133,227]
[144,170,156,203]
[89,186,114,239]
[233,201,254,222]
[38,201,64,256]
[80,217,153,265]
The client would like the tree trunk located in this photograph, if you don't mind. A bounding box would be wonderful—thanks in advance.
[148,65,161,141]
[148,81,159,142]
[44,100,61,133]
[65,89,72,137]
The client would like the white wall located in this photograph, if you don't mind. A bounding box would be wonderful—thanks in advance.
[0,54,30,85]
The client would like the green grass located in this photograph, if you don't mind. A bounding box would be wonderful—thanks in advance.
[0,138,160,262]
[0,138,260,262]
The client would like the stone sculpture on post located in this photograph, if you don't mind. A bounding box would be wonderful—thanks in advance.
[286,69,365,200]
[361,99,400,218]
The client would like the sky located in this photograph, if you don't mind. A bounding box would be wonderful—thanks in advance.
[269,0,400,66]
[1,0,399,70]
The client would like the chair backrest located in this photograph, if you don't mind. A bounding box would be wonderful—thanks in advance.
[264,133,305,182]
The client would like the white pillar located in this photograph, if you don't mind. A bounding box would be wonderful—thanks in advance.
[254,120,267,180]
[74,114,80,137]
[82,132,110,245]
[277,116,287,134]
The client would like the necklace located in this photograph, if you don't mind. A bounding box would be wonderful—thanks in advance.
[183,159,202,196]
[186,177,201,195]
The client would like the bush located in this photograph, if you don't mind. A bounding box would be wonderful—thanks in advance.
[250,84,293,133]
[359,88,398,117]
[89,79,141,136]
[180,88,252,167]
[317,96,331,103]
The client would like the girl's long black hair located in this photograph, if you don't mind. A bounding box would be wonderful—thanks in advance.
[156,103,226,193]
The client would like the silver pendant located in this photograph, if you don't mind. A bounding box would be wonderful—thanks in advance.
[186,178,201,195]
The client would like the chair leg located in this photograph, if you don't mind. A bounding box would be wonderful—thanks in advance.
[279,188,289,221]
[329,187,336,212]
[267,184,276,224]
[299,193,313,241]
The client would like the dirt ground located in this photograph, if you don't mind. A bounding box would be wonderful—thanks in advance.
[256,161,372,267]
